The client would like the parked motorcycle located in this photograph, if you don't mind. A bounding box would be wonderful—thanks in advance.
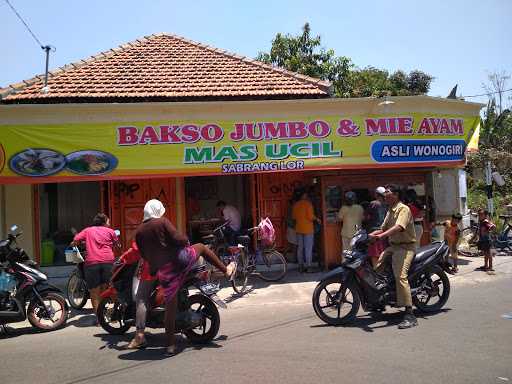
[0,225,68,331]
[97,257,225,344]
[312,229,451,326]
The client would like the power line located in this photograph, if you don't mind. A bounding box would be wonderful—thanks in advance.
[461,88,512,99]
[3,0,44,49]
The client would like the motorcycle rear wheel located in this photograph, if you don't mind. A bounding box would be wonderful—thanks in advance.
[27,292,68,331]
[184,294,220,344]
[97,297,131,335]
[413,265,450,313]
[66,271,89,310]
[312,277,360,326]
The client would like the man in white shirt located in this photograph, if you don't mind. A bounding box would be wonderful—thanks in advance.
[216,201,241,245]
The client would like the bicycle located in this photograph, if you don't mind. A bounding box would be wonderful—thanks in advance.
[202,221,287,294]
[65,248,90,310]
[229,225,287,294]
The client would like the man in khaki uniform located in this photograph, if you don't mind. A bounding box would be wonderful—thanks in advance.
[370,185,418,329]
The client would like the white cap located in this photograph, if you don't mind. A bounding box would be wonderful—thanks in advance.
[376,186,386,196]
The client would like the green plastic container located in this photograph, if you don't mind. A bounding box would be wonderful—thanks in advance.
[40,240,55,266]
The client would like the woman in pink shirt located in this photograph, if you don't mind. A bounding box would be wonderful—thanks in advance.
[71,213,119,320]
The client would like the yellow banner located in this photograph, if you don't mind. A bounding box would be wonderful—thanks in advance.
[0,113,480,183]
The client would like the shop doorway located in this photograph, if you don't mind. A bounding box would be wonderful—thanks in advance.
[38,182,101,266]
[320,172,428,268]
[184,175,255,243]
[109,178,177,249]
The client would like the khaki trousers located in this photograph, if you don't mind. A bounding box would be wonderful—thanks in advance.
[342,236,352,251]
[376,245,415,307]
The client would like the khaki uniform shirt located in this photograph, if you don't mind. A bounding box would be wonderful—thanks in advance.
[381,201,416,245]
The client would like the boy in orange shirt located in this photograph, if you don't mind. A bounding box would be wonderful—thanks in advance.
[440,213,462,273]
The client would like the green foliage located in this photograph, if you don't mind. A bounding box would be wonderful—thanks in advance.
[257,23,434,98]
[466,94,512,221]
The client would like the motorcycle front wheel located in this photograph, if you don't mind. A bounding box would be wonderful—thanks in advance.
[312,276,360,326]
[184,294,220,344]
[27,292,68,331]
[413,265,450,313]
[66,271,89,310]
[97,297,131,335]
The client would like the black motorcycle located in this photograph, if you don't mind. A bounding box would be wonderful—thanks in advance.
[0,225,68,331]
[312,229,451,326]
[97,257,225,344]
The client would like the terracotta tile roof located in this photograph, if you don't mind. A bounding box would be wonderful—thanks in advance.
[1,33,331,103]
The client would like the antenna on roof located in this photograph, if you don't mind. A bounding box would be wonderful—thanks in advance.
[41,45,56,93]
[4,0,55,92]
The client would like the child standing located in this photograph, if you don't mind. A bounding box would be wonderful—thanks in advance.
[440,213,462,273]
[476,209,496,273]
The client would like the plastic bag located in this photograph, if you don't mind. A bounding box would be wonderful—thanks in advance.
[259,217,276,247]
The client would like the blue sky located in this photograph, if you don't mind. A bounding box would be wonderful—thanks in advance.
[2,0,511,105]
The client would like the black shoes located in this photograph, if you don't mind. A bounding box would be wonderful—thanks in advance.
[398,313,418,329]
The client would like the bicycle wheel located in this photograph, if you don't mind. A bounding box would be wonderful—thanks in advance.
[66,271,89,310]
[231,250,249,294]
[256,249,287,282]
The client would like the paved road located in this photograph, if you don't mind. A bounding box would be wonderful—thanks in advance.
[1,255,512,384]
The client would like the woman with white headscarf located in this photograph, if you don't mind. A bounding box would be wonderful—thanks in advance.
[133,199,235,355]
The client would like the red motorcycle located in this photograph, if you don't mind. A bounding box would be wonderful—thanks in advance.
[97,258,224,344]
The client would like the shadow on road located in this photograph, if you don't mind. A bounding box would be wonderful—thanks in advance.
[92,331,226,361]
[310,308,452,333]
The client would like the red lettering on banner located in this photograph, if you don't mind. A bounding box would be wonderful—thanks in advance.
[338,119,360,136]
[138,126,160,144]
[181,125,200,143]
[288,122,307,138]
[246,123,264,140]
[416,118,464,135]
[201,124,224,142]
[450,119,463,134]
[230,123,246,141]
[417,118,431,134]
[308,120,330,137]
[118,126,139,145]
[259,122,288,139]
[160,125,182,143]
[439,119,450,134]
[365,118,412,136]
[365,119,387,135]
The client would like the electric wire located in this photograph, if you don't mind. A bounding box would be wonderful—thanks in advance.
[3,0,44,49]
[461,88,512,99]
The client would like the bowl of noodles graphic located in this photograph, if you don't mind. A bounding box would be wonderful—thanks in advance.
[9,148,66,177]
[65,150,118,175]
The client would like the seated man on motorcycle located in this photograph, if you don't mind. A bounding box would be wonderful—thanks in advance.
[134,199,236,355]
[369,185,418,330]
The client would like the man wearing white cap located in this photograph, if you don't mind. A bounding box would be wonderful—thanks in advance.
[338,191,364,251]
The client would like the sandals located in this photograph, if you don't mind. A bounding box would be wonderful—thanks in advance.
[125,338,147,350]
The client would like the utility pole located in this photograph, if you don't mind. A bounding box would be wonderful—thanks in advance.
[485,161,494,216]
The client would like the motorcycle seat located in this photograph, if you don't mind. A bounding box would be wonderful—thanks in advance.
[413,243,441,265]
